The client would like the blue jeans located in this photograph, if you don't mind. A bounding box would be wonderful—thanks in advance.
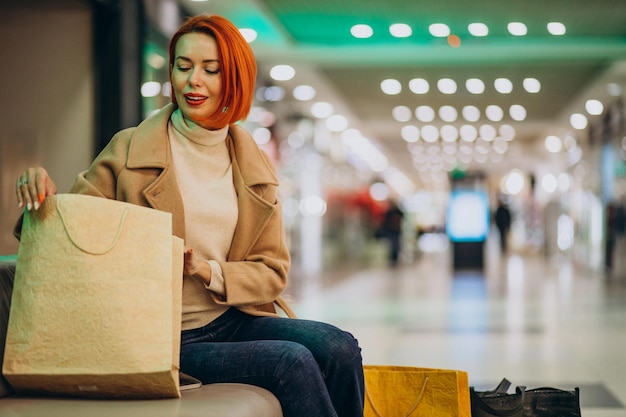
[180,308,365,417]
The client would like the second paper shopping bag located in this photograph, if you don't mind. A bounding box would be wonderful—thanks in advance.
[364,365,471,417]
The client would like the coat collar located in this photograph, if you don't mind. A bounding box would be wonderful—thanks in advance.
[127,104,172,169]
[127,103,278,187]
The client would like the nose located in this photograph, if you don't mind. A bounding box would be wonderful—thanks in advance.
[188,68,201,86]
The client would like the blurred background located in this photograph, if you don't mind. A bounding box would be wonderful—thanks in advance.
[1,1,626,411]
[5,0,625,282]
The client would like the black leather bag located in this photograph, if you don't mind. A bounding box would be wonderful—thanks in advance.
[471,379,581,417]
[523,387,581,417]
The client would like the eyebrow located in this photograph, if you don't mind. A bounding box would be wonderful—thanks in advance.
[175,56,220,64]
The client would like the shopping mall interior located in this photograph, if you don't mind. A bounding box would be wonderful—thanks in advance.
[1,0,626,415]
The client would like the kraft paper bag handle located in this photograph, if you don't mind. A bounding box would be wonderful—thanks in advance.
[366,376,429,417]
[56,199,129,255]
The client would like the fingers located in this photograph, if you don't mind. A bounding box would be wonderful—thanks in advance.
[184,248,194,266]
[16,174,32,211]
[16,167,55,211]
[45,176,58,198]
[183,248,200,276]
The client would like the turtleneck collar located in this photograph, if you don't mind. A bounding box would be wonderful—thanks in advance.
[170,108,228,147]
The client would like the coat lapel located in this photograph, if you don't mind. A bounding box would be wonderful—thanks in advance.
[126,104,186,239]
[226,125,279,261]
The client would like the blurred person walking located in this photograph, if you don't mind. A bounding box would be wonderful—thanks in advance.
[494,198,512,254]
[380,200,405,267]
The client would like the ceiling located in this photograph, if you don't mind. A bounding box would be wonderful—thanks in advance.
[179,0,626,191]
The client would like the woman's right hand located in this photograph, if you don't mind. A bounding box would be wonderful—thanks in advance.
[16,167,58,211]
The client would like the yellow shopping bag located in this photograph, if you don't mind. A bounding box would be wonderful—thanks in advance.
[364,365,471,417]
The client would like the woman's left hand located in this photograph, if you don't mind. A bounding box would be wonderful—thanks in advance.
[183,247,211,285]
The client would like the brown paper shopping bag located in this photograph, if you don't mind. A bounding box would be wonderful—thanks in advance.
[364,365,471,417]
[2,194,183,399]
[0,257,17,399]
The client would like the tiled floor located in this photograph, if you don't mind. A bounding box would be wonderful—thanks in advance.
[291,234,626,417]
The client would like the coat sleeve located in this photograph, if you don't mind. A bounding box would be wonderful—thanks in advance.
[211,153,293,317]
[69,129,135,198]
[215,187,291,313]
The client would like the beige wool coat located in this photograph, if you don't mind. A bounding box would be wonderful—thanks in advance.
[17,104,295,319]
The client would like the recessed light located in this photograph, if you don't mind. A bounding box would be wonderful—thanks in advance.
[507,22,527,36]
[429,23,450,37]
[441,125,459,142]
[253,127,272,145]
[401,125,420,142]
[509,105,527,121]
[392,106,412,122]
[141,81,161,98]
[437,78,457,94]
[570,113,588,130]
[390,23,412,38]
[499,124,516,141]
[270,65,295,81]
[421,125,439,142]
[239,28,257,43]
[494,78,513,94]
[416,106,435,122]
[293,85,316,101]
[541,174,558,193]
[310,102,334,118]
[326,114,348,132]
[523,78,541,93]
[460,125,478,142]
[479,124,497,141]
[466,78,485,94]
[486,105,504,122]
[439,105,458,122]
[381,79,402,95]
[468,23,489,37]
[462,105,480,122]
[351,24,373,39]
[547,22,566,36]
[545,136,563,153]
[263,86,285,102]
[585,99,604,115]
[409,78,429,94]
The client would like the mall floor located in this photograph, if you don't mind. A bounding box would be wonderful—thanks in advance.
[290,232,626,417]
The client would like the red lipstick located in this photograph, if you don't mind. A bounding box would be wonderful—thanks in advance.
[184,93,208,106]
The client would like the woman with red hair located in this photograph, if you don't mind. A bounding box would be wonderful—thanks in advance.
[15,14,364,417]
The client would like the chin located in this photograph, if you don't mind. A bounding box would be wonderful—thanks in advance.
[182,108,209,121]
[191,116,221,130]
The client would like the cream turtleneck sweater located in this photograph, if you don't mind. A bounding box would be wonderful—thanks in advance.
[168,109,238,330]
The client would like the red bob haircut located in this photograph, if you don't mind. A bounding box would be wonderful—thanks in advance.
[169,15,257,127]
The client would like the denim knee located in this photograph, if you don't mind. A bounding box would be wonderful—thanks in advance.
[342,331,362,360]
[277,342,320,379]
[329,330,363,367]
[272,343,338,417]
